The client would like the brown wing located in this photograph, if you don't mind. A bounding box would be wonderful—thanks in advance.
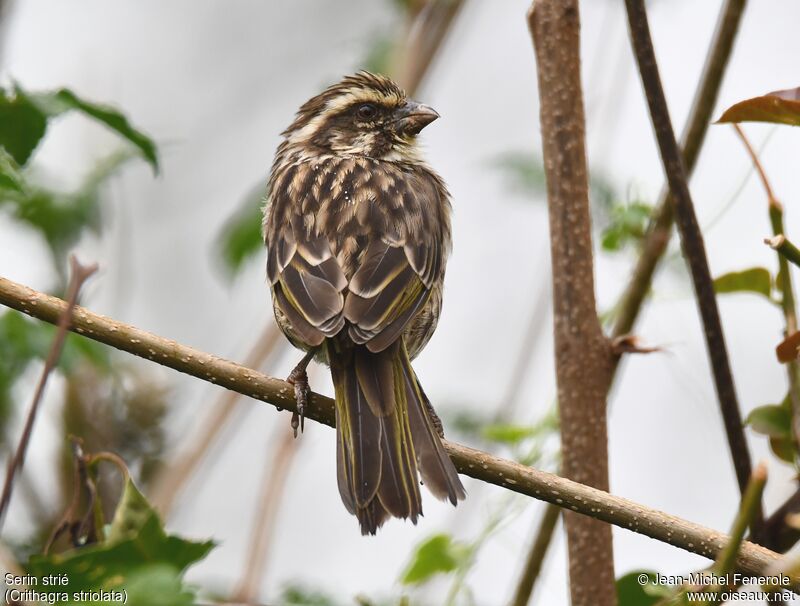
[266,156,448,351]
[343,170,446,353]
[266,162,348,347]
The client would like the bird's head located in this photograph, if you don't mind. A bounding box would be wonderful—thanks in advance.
[283,71,439,161]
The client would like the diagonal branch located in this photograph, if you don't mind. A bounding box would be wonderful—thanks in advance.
[624,0,761,536]
[0,275,793,582]
[611,0,747,343]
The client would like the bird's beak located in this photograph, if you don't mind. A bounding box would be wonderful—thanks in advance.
[394,100,440,136]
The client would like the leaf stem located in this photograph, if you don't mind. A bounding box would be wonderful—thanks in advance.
[732,124,800,460]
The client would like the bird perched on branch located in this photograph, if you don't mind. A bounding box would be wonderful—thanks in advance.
[262,72,465,534]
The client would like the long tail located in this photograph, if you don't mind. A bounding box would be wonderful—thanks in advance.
[328,339,465,535]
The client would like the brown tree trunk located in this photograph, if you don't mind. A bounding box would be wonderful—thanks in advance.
[528,2,616,605]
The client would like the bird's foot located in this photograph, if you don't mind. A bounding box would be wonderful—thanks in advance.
[287,351,315,437]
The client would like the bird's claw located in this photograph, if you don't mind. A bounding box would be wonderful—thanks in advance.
[287,367,309,438]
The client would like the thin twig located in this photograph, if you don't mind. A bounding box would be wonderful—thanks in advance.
[732,125,800,458]
[731,125,779,207]
[624,0,760,536]
[767,236,800,270]
[509,503,560,606]
[611,0,748,342]
[0,275,796,582]
[529,1,615,604]
[708,463,769,606]
[716,462,768,578]
[151,324,283,515]
[0,257,97,533]
[231,428,298,603]
[394,0,465,96]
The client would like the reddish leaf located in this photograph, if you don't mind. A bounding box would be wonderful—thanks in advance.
[717,88,800,126]
[776,330,800,363]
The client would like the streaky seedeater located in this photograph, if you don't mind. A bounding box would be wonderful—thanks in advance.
[262,71,465,534]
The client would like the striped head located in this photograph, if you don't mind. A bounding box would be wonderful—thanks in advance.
[282,72,439,161]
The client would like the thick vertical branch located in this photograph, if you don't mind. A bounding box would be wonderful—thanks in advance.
[529,3,616,605]
[624,0,761,534]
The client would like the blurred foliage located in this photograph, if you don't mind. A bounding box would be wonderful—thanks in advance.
[363,32,396,75]
[5,150,136,273]
[27,477,213,606]
[401,534,469,585]
[712,266,775,302]
[492,152,549,198]
[215,181,265,277]
[493,151,616,213]
[717,87,800,127]
[0,84,158,171]
[448,406,559,467]
[601,201,653,253]
[0,310,110,425]
[616,571,673,606]
[279,584,345,606]
[0,80,158,430]
[62,366,168,517]
[745,394,795,465]
[0,78,183,602]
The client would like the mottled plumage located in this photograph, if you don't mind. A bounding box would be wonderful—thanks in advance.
[263,72,465,534]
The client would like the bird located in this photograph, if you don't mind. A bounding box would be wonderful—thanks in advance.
[262,71,465,535]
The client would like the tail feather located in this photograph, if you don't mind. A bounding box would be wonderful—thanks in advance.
[329,340,465,535]
[339,358,382,510]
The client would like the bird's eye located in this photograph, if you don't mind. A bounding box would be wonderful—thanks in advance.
[357,103,377,120]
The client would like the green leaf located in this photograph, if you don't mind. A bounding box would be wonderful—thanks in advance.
[616,571,672,606]
[745,404,792,439]
[279,584,342,606]
[770,435,796,464]
[0,87,49,165]
[713,267,773,300]
[717,88,800,127]
[601,201,653,252]
[0,147,25,193]
[401,534,467,585]
[215,181,265,276]
[25,87,159,173]
[107,479,158,542]
[482,423,540,445]
[26,478,214,606]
